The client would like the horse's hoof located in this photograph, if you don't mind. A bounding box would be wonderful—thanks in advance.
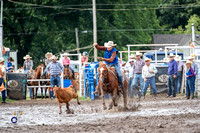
[103,107,107,110]
[59,112,62,114]
[114,104,118,107]
[77,102,81,105]
[108,107,112,110]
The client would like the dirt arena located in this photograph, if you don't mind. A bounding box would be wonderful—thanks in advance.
[0,94,200,133]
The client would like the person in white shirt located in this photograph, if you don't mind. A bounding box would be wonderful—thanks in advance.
[127,59,135,98]
[142,57,157,99]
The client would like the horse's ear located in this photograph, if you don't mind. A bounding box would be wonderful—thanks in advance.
[59,86,61,89]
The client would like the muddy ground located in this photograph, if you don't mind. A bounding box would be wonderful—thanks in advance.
[0,94,200,133]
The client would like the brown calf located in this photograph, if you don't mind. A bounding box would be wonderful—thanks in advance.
[53,85,81,114]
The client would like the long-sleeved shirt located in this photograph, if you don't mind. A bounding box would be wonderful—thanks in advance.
[133,59,145,74]
[186,67,195,79]
[45,61,64,76]
[168,59,178,75]
[192,61,198,76]
[177,61,184,72]
[45,59,51,66]
[142,64,157,78]
[23,60,33,70]
[128,65,134,79]
[63,57,70,65]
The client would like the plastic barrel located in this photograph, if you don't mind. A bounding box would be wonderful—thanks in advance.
[63,79,71,88]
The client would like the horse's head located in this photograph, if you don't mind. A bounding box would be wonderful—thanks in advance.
[35,64,45,78]
[64,65,73,79]
[97,63,108,90]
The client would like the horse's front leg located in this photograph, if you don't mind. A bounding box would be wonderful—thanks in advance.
[41,88,43,99]
[35,88,38,99]
[31,88,34,100]
[102,91,107,110]
[108,92,114,110]
[44,88,47,99]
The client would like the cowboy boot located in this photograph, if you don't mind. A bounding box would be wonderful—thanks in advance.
[191,93,194,99]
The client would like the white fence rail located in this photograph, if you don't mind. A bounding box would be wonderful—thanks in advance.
[27,79,51,88]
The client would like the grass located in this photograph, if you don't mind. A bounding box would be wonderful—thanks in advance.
[0,96,15,102]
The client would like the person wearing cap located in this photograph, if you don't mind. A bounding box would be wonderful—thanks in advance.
[125,54,135,71]
[142,58,157,99]
[93,41,124,91]
[23,55,33,74]
[63,53,75,79]
[185,61,195,99]
[167,53,178,97]
[6,57,14,72]
[188,55,198,93]
[176,55,184,94]
[45,52,52,66]
[0,58,6,103]
[131,51,145,95]
[81,51,88,65]
[45,55,64,99]
[127,59,135,98]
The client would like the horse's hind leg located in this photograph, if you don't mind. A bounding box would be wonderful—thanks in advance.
[44,88,47,99]
[31,88,34,100]
[41,88,43,99]
[108,92,114,110]
[35,88,38,99]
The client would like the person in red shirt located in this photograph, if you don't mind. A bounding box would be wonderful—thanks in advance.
[62,53,75,79]
[81,51,88,65]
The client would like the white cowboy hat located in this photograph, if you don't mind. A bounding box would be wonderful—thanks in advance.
[163,58,169,62]
[63,53,69,56]
[136,51,142,56]
[23,55,32,60]
[129,54,135,59]
[0,57,5,63]
[45,52,52,58]
[186,60,193,65]
[51,55,58,60]
[168,53,175,57]
[144,57,152,62]
[175,55,181,61]
[105,41,117,48]
[104,42,108,47]
[188,55,195,60]
[129,59,135,62]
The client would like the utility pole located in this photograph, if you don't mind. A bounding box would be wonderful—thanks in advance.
[75,28,80,54]
[92,0,97,62]
[0,0,3,58]
[191,23,195,55]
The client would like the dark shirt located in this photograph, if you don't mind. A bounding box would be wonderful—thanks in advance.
[168,59,178,75]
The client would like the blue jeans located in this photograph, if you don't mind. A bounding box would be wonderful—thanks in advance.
[0,78,6,102]
[29,88,33,98]
[176,72,182,93]
[167,75,177,96]
[50,76,61,87]
[110,64,123,86]
[186,77,194,96]
[131,74,144,93]
[25,69,30,75]
[143,77,157,94]
[193,76,196,92]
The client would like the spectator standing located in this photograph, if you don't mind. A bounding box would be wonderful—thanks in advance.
[142,58,157,99]
[188,56,198,93]
[0,58,6,103]
[81,51,88,65]
[185,61,195,99]
[23,55,33,74]
[45,52,52,66]
[167,53,178,97]
[127,59,135,98]
[125,54,135,71]
[131,52,145,96]
[176,56,184,93]
[45,55,64,99]
[6,57,14,72]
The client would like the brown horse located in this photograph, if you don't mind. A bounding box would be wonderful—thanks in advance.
[43,73,51,99]
[31,64,45,99]
[97,63,127,110]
